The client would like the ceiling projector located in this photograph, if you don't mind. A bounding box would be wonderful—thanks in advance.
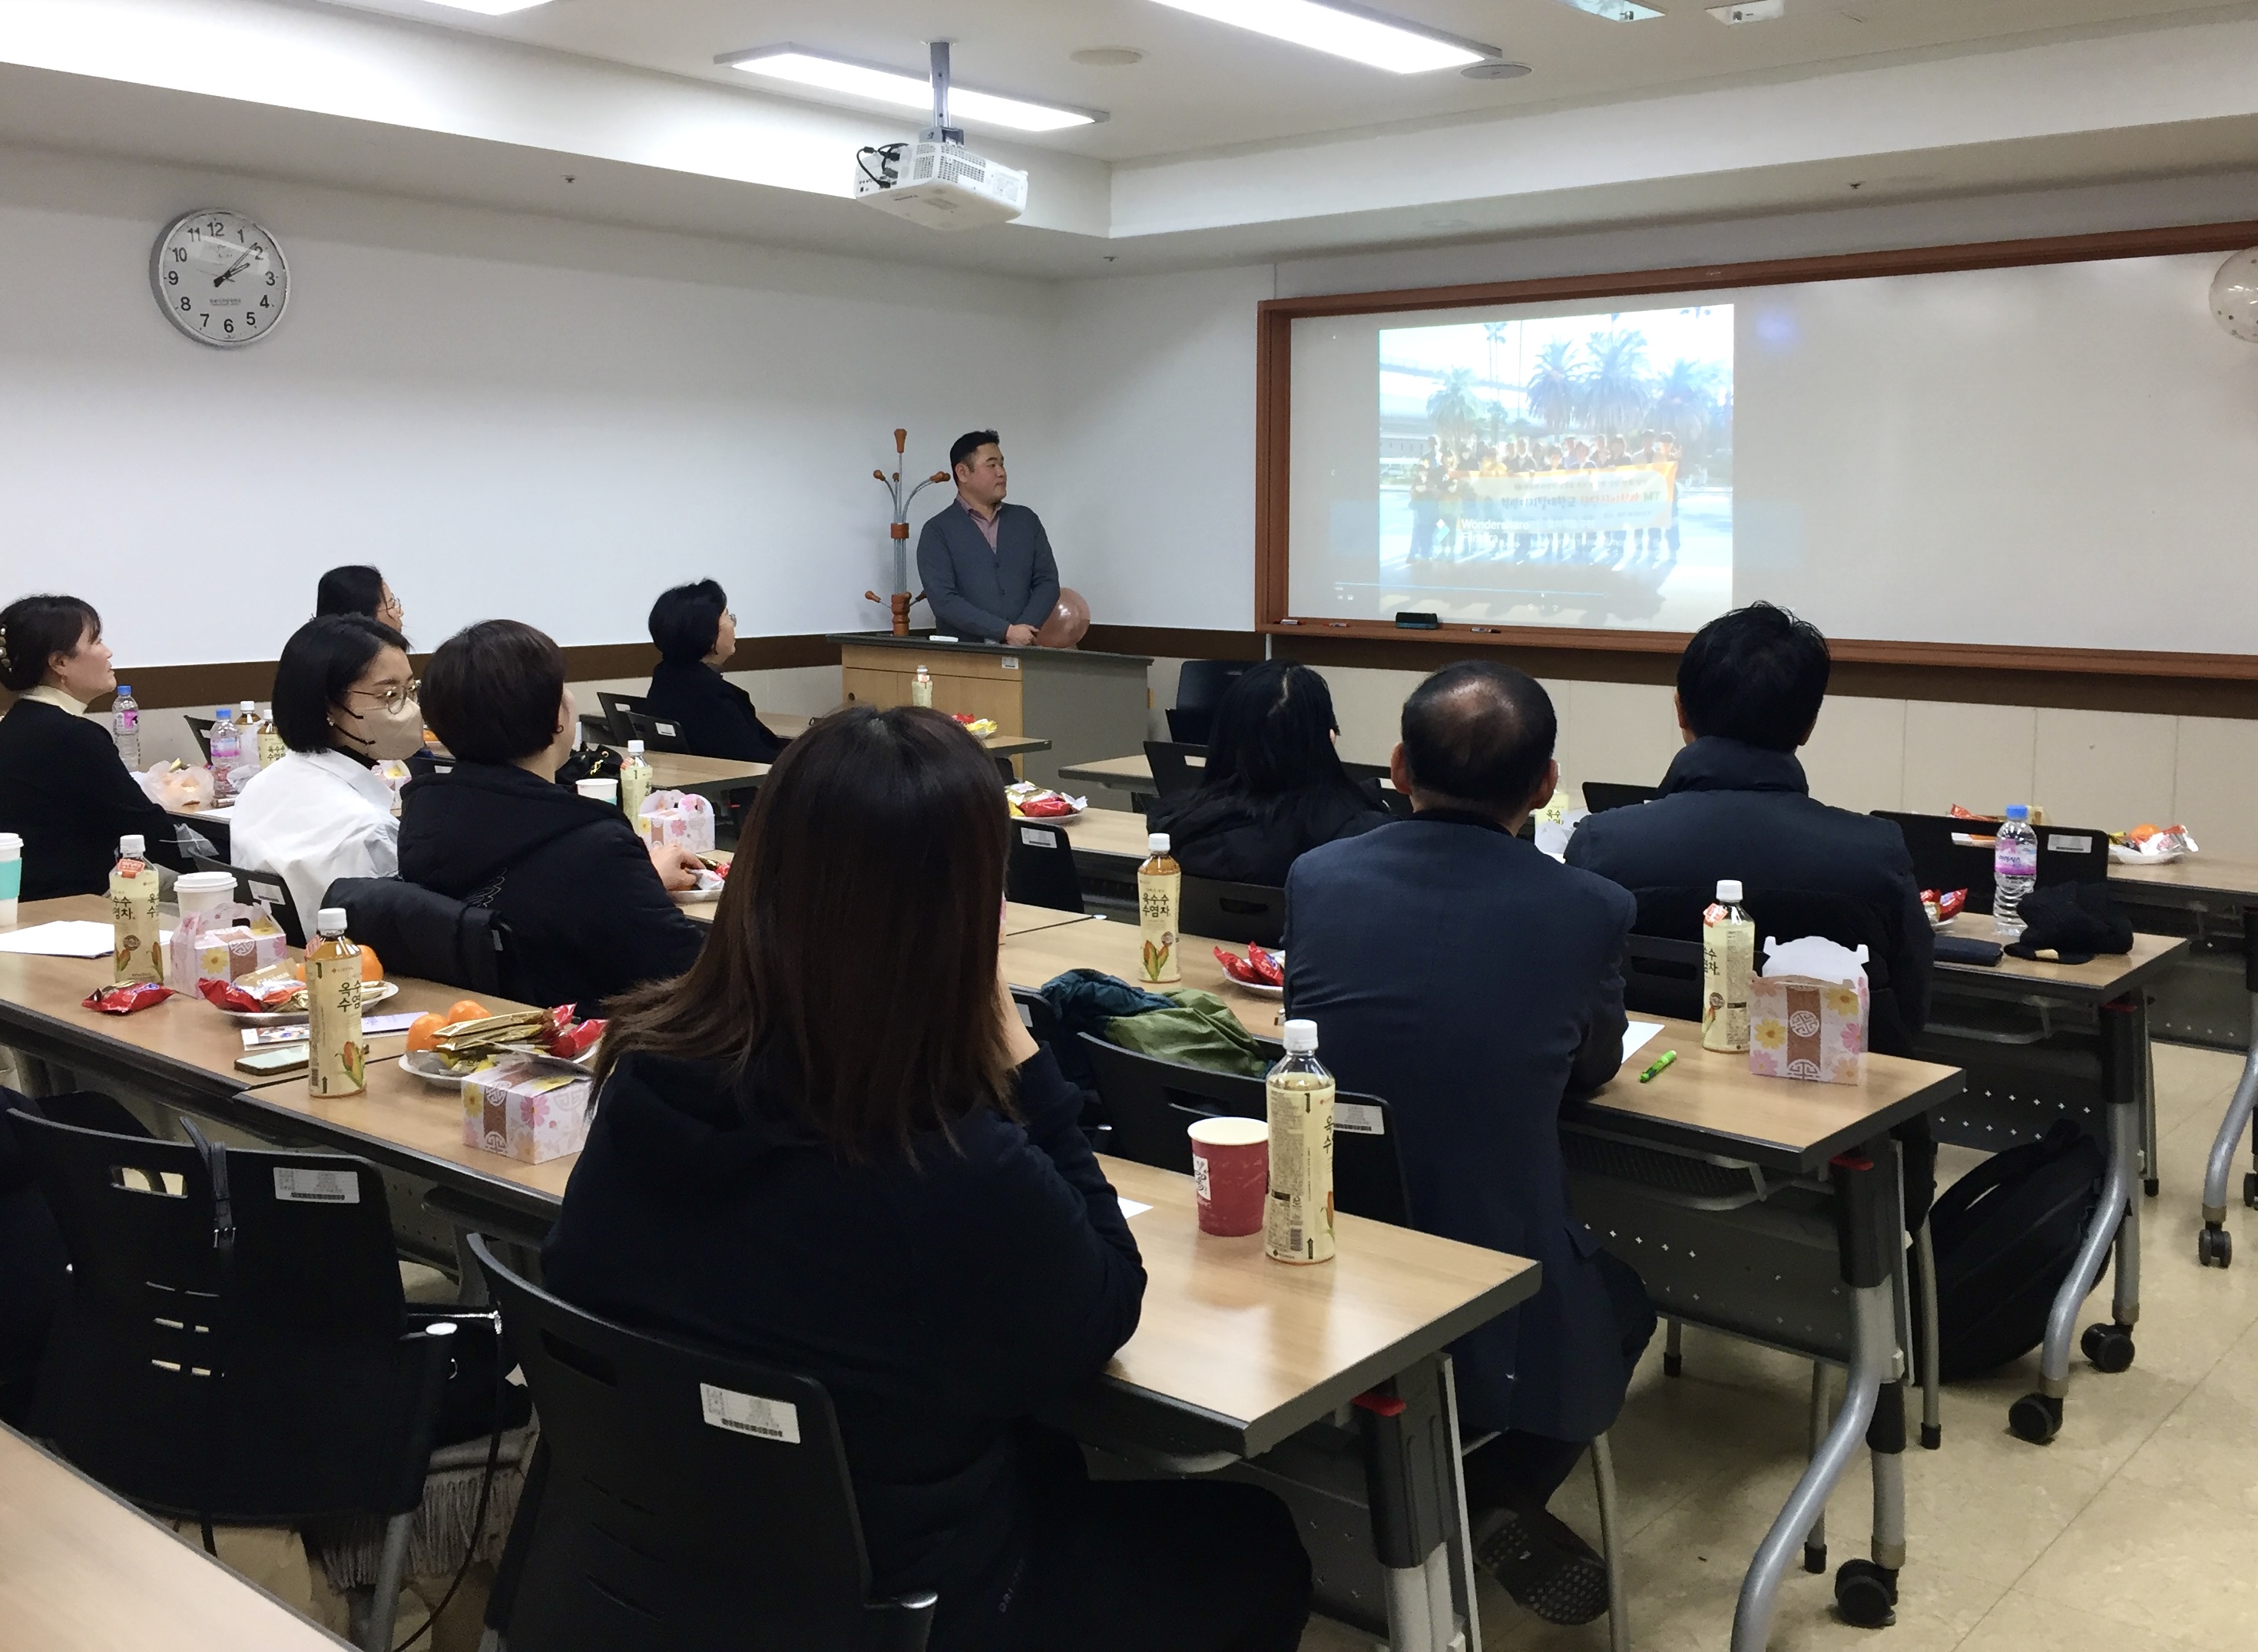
[854,43,1028,232]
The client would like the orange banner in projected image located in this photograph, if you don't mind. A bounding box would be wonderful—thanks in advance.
[1455,462,1676,531]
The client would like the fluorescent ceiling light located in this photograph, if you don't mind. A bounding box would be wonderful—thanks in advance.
[1150,0,1498,74]
[1553,0,1664,19]
[412,0,553,13]
[718,46,1100,131]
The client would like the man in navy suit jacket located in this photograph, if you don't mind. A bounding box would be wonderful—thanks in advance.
[914,431,1061,644]
[1284,661,1653,1627]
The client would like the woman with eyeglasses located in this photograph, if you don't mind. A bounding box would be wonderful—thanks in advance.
[230,614,420,932]
[641,579,788,762]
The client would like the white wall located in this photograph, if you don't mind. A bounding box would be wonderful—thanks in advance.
[0,144,1061,665]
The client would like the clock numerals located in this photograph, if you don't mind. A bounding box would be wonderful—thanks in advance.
[156,210,286,347]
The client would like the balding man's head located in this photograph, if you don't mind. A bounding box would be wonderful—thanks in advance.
[1398,662,1558,817]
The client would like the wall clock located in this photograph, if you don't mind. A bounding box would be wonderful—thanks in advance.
[151,209,289,348]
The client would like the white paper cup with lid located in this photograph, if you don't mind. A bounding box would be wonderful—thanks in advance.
[0,832,20,927]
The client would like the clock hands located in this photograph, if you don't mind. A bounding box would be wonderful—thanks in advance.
[212,250,257,289]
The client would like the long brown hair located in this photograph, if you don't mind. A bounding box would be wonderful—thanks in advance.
[594,705,1015,1159]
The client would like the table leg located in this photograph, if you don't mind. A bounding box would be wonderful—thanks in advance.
[1731,1149,1898,1652]
[1357,1356,1472,1652]
[2199,942,2258,1265]
[2141,996,2160,1198]
[2011,998,2140,1444]
[1913,1218,1943,1448]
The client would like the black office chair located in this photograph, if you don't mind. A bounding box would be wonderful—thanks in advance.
[190,854,304,948]
[1079,1034,1409,1225]
[624,709,693,756]
[1583,781,1661,813]
[184,715,217,765]
[468,1235,938,1652]
[1164,660,1252,747]
[324,876,507,995]
[1142,740,1202,800]
[1339,759,1414,819]
[1180,876,1286,947]
[1005,819,1084,914]
[13,1110,456,1652]
[1872,811,2109,915]
[596,692,652,744]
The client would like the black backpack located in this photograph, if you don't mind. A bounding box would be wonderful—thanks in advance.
[1925,1118,2107,1381]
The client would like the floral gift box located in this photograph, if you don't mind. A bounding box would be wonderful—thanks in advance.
[1748,974,1868,1085]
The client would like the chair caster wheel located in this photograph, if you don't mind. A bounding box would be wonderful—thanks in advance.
[1919,1422,1942,1450]
[2243,1170,2258,1210]
[2009,1392,2062,1443]
[2082,1322,2135,1374]
[1803,1539,1827,1574]
[2200,1226,2233,1268]
[1663,1352,1683,1377]
[2145,1177,2160,1198]
[1834,1558,1899,1628]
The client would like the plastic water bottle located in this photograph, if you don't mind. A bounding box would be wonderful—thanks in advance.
[234,700,264,776]
[208,705,242,800]
[1993,804,2038,939]
[111,684,141,772]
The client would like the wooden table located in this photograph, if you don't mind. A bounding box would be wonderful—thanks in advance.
[612,733,1051,803]
[0,1423,349,1651]
[1002,912,1290,1035]
[1056,753,1187,792]
[1935,911,2188,1003]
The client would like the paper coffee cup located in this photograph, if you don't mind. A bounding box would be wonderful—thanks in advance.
[0,832,19,928]
[574,778,620,806]
[1187,1115,1269,1237]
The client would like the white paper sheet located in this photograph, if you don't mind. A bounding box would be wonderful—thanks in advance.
[1622,1020,1666,1064]
[0,921,117,958]
[1117,1198,1151,1218]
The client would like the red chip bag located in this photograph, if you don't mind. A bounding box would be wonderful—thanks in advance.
[84,982,177,1015]
[1246,944,1284,986]
[197,978,265,1013]
[1213,946,1263,984]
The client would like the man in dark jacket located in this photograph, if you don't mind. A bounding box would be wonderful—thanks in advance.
[1564,602,1936,1221]
[915,431,1061,644]
[399,620,707,1012]
[1284,661,1652,1627]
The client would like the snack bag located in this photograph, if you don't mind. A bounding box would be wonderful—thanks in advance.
[462,1060,594,1163]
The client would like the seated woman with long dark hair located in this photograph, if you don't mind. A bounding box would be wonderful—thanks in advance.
[541,707,1312,1652]
[1147,660,1389,886]
[641,579,787,761]
[0,594,187,899]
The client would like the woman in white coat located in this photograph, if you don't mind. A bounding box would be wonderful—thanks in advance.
[230,615,422,932]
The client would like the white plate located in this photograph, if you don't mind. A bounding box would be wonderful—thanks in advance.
[401,1048,495,1086]
[1234,980,1284,998]
[1011,802,1088,823]
[214,978,398,1025]
[671,874,726,904]
[403,1045,595,1084]
[2109,844,2189,865]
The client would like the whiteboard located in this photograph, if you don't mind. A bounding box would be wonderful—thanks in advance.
[1286,251,2258,655]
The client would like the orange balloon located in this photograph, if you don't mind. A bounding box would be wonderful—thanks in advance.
[1035,587,1090,648]
[405,1013,447,1053]
[445,999,490,1025]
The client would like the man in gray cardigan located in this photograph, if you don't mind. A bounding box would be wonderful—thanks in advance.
[915,430,1061,644]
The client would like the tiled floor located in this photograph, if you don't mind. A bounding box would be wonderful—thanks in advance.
[1303,1040,2258,1651]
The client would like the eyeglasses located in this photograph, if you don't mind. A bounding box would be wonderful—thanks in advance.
[348,679,420,715]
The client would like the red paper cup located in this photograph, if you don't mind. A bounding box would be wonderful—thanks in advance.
[1187,1116,1269,1237]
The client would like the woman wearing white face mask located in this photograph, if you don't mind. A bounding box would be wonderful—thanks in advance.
[230,615,420,933]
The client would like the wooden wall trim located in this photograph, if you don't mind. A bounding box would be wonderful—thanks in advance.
[1082,624,1264,661]
[1251,216,2258,681]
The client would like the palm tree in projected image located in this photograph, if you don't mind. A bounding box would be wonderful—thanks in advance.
[1581,326,1654,438]
[1525,339,1580,435]
[1426,368,1483,444]
[1648,357,1724,454]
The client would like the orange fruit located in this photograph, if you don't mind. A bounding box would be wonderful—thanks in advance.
[445,999,489,1025]
[359,945,382,982]
[290,959,306,982]
[405,1014,446,1053]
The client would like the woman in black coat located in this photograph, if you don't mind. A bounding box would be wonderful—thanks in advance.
[641,580,787,762]
[1147,660,1390,888]
[396,620,707,1012]
[541,707,1311,1652]
[0,594,187,899]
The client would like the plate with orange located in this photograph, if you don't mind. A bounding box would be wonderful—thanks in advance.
[399,1000,517,1084]
[208,946,396,1024]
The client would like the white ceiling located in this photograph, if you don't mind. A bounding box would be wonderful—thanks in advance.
[3,0,2257,279]
[329,0,2258,163]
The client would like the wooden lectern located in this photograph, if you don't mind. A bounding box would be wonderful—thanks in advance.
[830,632,1151,791]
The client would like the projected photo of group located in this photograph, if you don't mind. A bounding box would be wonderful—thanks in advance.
[1375,304,1733,630]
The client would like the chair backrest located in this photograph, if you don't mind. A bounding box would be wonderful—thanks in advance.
[1873,811,2109,914]
[1142,740,1201,799]
[596,692,651,744]
[469,1236,936,1652]
[184,716,216,764]
[1629,886,1912,1058]
[1005,819,1084,914]
[624,709,692,755]
[191,855,304,947]
[1078,1035,1409,1225]
[1167,660,1251,746]
[324,876,505,995]
[12,1109,449,1521]
[1180,875,1285,947]
[1338,760,1414,819]
[1583,781,1660,813]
